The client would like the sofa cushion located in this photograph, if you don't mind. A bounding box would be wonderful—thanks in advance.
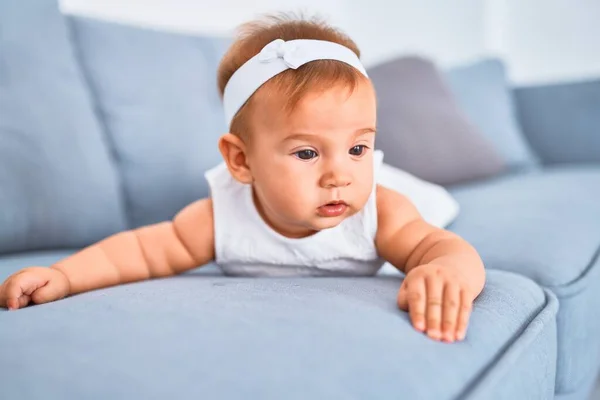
[67,16,230,228]
[0,266,557,399]
[448,166,600,287]
[0,0,126,254]
[444,59,539,169]
[448,166,600,393]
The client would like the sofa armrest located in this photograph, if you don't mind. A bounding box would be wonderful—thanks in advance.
[513,78,600,165]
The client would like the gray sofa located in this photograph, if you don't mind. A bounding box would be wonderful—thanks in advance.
[1,1,599,399]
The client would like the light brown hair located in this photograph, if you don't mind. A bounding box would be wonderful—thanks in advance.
[217,12,365,136]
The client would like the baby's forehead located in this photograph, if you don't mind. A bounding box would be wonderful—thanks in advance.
[251,81,376,134]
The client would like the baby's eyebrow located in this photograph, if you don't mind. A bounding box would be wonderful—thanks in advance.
[285,127,375,140]
[283,133,318,142]
[282,127,376,143]
[355,127,376,135]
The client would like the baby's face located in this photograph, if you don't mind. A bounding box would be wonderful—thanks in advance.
[245,79,377,238]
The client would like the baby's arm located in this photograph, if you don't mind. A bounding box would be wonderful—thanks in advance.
[375,185,485,342]
[0,199,214,310]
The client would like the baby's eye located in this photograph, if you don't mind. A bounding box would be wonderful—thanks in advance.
[349,145,368,156]
[294,149,318,160]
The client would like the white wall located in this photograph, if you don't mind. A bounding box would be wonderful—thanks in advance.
[344,0,600,84]
[59,0,600,85]
[341,0,487,69]
[495,0,600,84]
[59,0,484,67]
[59,0,347,34]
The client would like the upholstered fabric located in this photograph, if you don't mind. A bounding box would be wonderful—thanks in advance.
[0,0,126,254]
[514,78,600,165]
[68,16,230,228]
[449,166,600,287]
[449,167,600,393]
[444,58,539,169]
[0,262,557,400]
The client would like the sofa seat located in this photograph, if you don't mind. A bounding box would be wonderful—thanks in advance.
[1,251,556,400]
[449,165,600,395]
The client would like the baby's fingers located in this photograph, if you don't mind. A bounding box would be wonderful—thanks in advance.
[456,290,474,341]
[397,283,409,311]
[0,280,25,310]
[442,284,460,342]
[407,278,426,332]
[17,295,32,309]
[0,271,48,310]
[425,275,444,340]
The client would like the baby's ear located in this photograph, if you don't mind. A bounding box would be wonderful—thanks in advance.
[218,133,253,184]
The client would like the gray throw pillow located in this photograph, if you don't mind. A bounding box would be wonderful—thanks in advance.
[368,56,506,186]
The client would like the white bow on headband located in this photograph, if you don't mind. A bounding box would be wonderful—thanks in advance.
[257,39,302,69]
[223,38,368,128]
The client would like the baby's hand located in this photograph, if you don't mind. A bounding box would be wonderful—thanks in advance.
[0,267,70,310]
[398,263,476,342]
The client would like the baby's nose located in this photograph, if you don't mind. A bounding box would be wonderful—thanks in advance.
[320,171,352,188]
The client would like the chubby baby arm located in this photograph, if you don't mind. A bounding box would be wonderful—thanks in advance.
[375,185,485,342]
[0,198,215,310]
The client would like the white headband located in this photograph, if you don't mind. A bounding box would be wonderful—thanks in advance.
[222,38,368,128]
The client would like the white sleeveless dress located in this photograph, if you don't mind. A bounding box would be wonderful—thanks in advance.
[204,150,386,277]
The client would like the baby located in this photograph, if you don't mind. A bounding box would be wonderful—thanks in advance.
[0,14,485,343]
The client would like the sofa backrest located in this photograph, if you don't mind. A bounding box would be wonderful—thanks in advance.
[0,0,126,254]
[443,59,540,170]
[514,79,600,165]
[67,16,231,229]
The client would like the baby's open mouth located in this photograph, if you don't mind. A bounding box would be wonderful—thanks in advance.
[317,201,348,217]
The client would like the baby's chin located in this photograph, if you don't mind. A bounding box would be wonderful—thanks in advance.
[308,214,351,231]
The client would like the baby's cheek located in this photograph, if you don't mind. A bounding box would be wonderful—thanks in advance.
[356,187,372,209]
[355,173,374,205]
[264,175,304,202]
